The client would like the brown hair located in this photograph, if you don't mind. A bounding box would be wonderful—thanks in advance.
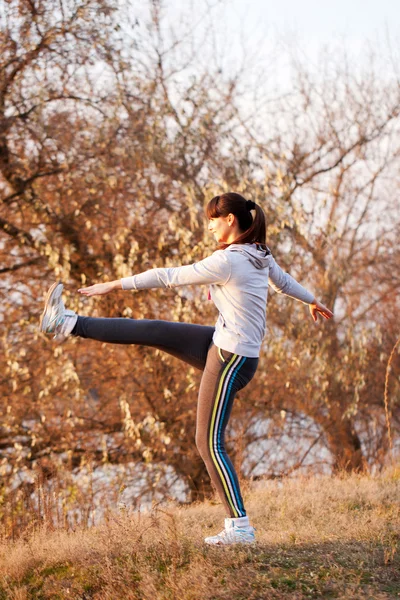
[206,192,266,248]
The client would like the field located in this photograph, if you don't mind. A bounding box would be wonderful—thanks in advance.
[1,470,399,599]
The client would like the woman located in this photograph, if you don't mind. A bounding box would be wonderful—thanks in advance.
[39,192,333,546]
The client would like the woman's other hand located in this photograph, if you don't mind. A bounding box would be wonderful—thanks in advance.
[78,280,122,297]
[309,299,334,322]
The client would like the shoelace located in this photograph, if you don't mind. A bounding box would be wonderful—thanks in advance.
[47,310,64,332]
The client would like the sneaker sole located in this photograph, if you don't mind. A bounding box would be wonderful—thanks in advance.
[39,281,63,332]
[204,538,256,546]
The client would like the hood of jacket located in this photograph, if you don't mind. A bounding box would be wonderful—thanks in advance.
[226,243,271,270]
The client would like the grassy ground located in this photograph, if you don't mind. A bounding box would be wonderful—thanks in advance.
[0,471,399,599]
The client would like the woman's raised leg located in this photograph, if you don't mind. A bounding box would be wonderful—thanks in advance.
[73,316,214,370]
[40,282,214,370]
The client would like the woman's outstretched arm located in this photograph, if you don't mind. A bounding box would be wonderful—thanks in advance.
[268,255,333,322]
[78,251,230,297]
[308,298,333,322]
[78,280,122,296]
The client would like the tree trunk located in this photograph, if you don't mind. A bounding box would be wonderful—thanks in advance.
[323,415,366,472]
[174,459,214,504]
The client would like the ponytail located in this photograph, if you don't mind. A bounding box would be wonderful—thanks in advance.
[206,192,266,248]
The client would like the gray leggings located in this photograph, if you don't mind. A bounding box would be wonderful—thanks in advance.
[72,317,258,517]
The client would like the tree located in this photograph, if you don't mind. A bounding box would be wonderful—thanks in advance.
[236,49,400,474]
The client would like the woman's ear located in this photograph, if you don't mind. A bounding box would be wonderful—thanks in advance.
[227,213,235,226]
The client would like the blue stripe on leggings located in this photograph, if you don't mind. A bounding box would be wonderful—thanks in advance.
[217,356,247,516]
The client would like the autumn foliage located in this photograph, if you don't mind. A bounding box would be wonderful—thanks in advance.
[1,0,399,536]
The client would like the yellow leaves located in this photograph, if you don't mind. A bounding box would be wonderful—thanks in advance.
[39,243,72,279]
[163,388,172,400]
[168,214,177,233]
[142,415,156,428]
[13,443,23,463]
[157,232,165,251]
[119,397,140,440]
[7,360,20,374]
[61,360,80,385]
[128,241,139,265]
[113,253,131,278]
[119,406,172,453]
[101,436,108,464]
[142,448,153,462]
[53,346,63,358]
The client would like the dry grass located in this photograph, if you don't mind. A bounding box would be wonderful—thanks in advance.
[1,470,400,599]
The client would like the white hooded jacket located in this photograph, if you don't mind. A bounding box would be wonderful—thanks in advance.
[121,244,314,357]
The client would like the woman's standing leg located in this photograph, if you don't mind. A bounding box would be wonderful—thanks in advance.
[195,344,258,544]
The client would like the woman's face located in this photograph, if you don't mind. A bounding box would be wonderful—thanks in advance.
[208,215,235,243]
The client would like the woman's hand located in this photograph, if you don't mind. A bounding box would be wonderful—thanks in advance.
[78,280,122,297]
[309,299,334,322]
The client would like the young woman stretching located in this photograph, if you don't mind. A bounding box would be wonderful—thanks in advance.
[39,192,333,546]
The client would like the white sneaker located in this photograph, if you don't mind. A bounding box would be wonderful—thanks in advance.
[204,517,256,546]
[39,282,77,341]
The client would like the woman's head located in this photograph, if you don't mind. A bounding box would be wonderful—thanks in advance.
[206,192,266,247]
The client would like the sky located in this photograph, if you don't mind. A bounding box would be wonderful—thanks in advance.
[158,0,400,91]
[227,0,399,45]
[184,0,400,79]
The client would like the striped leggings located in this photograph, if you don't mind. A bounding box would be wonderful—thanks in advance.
[72,317,258,517]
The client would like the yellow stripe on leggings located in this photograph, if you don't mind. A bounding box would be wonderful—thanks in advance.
[208,353,239,518]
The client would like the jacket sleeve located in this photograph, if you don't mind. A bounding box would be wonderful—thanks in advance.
[120,250,231,291]
[268,255,314,304]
